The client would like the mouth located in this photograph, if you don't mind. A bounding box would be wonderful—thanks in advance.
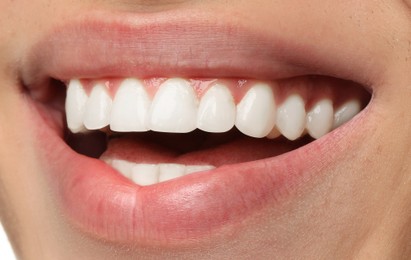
[20,11,372,245]
[64,76,367,186]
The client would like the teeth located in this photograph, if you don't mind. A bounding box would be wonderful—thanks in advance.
[235,83,276,138]
[306,99,334,139]
[66,78,363,140]
[105,159,215,186]
[131,164,159,186]
[84,83,112,130]
[185,165,216,174]
[110,79,150,132]
[65,80,88,133]
[197,84,236,133]
[276,94,306,140]
[111,159,134,178]
[158,164,186,182]
[333,100,361,129]
[149,78,198,133]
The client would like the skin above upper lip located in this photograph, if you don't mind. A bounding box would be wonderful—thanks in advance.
[21,9,374,245]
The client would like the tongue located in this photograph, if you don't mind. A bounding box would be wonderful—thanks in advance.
[100,131,310,167]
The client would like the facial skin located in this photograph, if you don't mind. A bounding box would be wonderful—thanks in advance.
[0,0,410,259]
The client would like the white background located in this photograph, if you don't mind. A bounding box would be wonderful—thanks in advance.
[0,223,16,260]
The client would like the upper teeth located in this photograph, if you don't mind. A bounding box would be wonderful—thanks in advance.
[65,78,361,140]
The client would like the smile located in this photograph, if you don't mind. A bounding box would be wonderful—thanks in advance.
[20,10,372,245]
[66,77,366,186]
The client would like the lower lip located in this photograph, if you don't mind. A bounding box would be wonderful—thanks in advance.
[31,99,362,245]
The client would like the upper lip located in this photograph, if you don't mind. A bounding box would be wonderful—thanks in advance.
[21,9,376,98]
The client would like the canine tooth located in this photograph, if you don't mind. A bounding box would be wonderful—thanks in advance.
[333,100,361,129]
[83,84,112,130]
[131,164,159,186]
[197,84,236,133]
[276,94,306,140]
[66,80,88,133]
[111,159,134,178]
[110,79,150,132]
[185,165,215,174]
[235,83,276,138]
[306,99,334,139]
[149,78,198,133]
[158,164,186,182]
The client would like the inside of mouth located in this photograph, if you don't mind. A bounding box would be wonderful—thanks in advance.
[57,75,371,186]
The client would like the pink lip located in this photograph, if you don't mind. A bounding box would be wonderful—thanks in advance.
[23,10,370,245]
[22,10,372,100]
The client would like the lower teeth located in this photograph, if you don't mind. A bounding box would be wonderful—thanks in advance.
[103,159,215,186]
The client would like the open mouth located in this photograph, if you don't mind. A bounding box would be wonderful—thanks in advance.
[64,76,368,186]
[20,12,373,245]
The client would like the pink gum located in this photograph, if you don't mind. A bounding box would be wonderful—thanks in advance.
[78,76,369,110]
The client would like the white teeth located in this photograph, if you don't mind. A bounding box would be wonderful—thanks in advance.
[66,78,363,140]
[131,164,159,186]
[333,100,361,129]
[185,165,216,174]
[306,99,334,139]
[149,78,198,133]
[235,83,276,138]
[111,159,134,178]
[65,80,88,133]
[158,164,186,182]
[110,79,150,132]
[105,160,215,186]
[197,84,236,133]
[276,94,306,140]
[84,83,112,130]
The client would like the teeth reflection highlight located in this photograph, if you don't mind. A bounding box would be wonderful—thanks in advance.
[65,78,363,140]
[105,159,215,186]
